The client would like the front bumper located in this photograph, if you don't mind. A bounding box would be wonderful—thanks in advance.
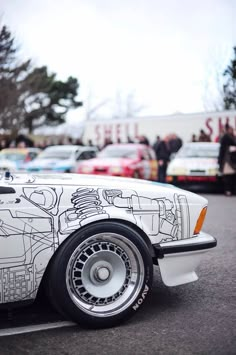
[153,232,217,286]
[166,175,220,184]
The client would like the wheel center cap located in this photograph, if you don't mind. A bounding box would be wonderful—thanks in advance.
[96,267,110,281]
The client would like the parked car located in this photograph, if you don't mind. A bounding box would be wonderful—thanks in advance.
[0,148,41,171]
[25,145,97,173]
[166,142,221,190]
[0,157,17,172]
[0,171,216,328]
[76,143,158,180]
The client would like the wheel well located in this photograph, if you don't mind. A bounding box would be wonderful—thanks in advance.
[108,219,155,257]
[39,218,155,297]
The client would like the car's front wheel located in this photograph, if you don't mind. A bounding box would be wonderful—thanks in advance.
[47,221,153,328]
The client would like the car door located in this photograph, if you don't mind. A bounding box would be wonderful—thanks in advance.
[0,184,53,267]
[0,183,55,303]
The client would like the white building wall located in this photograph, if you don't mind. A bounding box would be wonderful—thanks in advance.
[82,110,236,147]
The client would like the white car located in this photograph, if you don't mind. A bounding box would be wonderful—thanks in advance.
[0,158,16,172]
[0,172,216,328]
[25,145,97,173]
[167,142,221,190]
[0,148,41,172]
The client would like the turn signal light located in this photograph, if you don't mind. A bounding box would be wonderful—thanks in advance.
[194,207,207,235]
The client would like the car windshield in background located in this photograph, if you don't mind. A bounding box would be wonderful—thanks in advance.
[98,146,138,159]
[39,151,73,160]
[0,153,26,161]
[177,145,219,158]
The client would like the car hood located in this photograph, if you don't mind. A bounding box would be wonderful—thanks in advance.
[8,172,206,200]
[168,157,219,170]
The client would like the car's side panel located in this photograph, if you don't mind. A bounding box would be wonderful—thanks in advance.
[0,178,204,305]
[0,185,60,304]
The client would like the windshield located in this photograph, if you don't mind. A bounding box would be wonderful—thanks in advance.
[177,145,219,158]
[0,152,26,161]
[38,150,74,160]
[98,146,138,159]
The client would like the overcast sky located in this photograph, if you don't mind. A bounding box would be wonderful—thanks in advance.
[1,0,236,122]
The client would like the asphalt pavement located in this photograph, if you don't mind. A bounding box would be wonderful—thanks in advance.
[0,194,235,355]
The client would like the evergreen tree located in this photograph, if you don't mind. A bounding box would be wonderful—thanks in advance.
[223,47,236,110]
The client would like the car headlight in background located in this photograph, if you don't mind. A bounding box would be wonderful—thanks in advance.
[81,166,93,174]
[109,166,123,174]
[208,168,218,175]
[168,167,187,175]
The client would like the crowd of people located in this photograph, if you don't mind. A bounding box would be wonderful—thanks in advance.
[0,125,236,195]
[191,129,211,143]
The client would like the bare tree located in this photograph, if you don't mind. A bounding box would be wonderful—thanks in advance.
[84,89,111,120]
[83,89,146,120]
[112,90,146,119]
[202,47,231,112]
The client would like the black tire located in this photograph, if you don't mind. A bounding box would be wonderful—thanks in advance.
[47,221,153,328]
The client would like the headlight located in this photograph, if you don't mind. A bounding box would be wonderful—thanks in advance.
[208,168,218,175]
[81,166,93,173]
[169,167,187,175]
[109,166,123,174]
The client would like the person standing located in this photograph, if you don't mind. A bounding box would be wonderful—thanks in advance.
[199,129,211,142]
[139,135,150,146]
[168,134,182,154]
[153,135,161,152]
[218,124,236,196]
[154,136,171,183]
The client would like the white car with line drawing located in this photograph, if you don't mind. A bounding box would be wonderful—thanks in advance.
[0,172,216,328]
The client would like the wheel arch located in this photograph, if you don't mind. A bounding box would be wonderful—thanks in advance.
[38,218,155,297]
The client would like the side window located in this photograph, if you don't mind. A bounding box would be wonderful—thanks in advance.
[28,152,37,160]
[89,151,97,159]
[77,152,86,160]
[77,151,96,160]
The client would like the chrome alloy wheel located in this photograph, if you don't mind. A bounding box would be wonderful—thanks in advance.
[66,233,145,317]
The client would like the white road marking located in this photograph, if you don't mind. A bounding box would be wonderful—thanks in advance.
[0,321,77,337]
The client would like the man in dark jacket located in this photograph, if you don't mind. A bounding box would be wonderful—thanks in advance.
[154,136,171,183]
[218,124,236,196]
[168,134,183,154]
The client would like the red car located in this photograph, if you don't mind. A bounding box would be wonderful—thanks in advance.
[76,143,158,180]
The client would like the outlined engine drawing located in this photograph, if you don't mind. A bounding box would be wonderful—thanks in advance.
[60,187,190,243]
